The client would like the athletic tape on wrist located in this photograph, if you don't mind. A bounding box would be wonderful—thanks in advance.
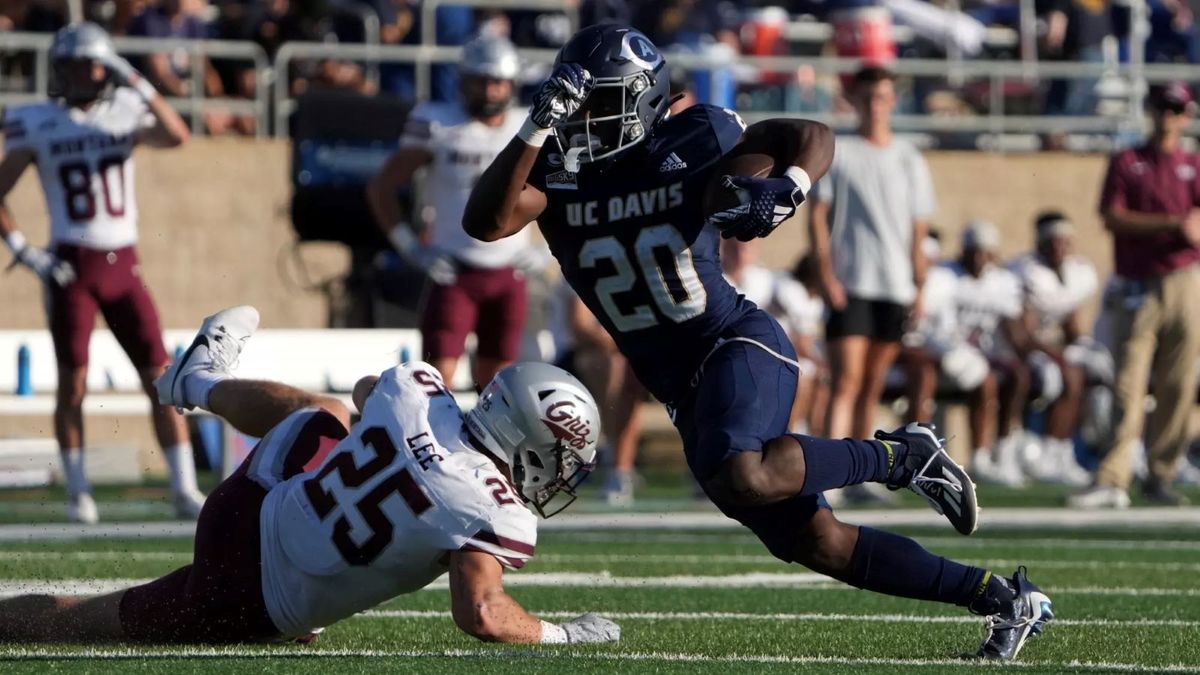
[784,166,813,200]
[517,117,552,148]
[133,77,159,102]
[3,231,27,255]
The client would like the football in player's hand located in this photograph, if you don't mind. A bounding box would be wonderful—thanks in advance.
[701,152,777,218]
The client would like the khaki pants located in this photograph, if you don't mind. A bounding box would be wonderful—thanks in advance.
[1097,265,1200,489]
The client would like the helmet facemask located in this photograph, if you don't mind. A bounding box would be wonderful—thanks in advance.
[51,58,112,105]
[513,440,595,518]
[553,68,666,173]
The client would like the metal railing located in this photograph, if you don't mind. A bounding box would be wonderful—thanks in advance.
[7,30,1200,143]
[0,32,270,137]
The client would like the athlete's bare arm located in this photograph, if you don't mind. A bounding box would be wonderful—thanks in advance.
[462,137,547,242]
[0,148,34,240]
[448,548,544,643]
[0,589,127,642]
[366,147,433,237]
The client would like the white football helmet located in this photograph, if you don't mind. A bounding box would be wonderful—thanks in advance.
[466,363,599,517]
[460,33,520,81]
[49,22,117,103]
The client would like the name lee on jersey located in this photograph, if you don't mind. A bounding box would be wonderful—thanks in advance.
[406,431,444,471]
[564,182,684,227]
[50,132,130,157]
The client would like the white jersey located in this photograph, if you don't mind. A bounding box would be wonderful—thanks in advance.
[400,102,528,269]
[2,88,152,251]
[923,262,1022,356]
[726,265,825,339]
[811,136,937,305]
[259,362,537,638]
[1008,253,1098,345]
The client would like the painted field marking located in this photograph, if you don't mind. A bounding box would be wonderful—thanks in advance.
[0,646,1196,672]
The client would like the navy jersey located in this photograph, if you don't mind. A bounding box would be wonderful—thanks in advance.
[529,105,754,404]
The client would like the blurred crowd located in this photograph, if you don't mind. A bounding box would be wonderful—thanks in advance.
[5,0,1200,133]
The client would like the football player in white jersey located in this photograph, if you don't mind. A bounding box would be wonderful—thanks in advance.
[909,221,1031,486]
[0,306,619,646]
[1008,211,1104,487]
[368,32,537,389]
[0,23,200,523]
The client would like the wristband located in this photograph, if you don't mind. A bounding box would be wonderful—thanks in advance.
[3,231,27,255]
[784,166,813,200]
[539,620,568,644]
[517,117,552,148]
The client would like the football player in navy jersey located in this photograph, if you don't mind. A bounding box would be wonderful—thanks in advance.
[464,23,1052,660]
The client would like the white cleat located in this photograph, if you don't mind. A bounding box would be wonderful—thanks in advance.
[972,452,1026,489]
[1066,484,1131,510]
[1176,457,1200,487]
[173,489,206,520]
[67,492,99,525]
[156,306,260,410]
[603,470,635,508]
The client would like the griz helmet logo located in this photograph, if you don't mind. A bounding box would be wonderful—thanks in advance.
[541,399,593,451]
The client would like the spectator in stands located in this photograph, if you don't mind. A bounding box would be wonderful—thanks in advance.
[1145,0,1200,63]
[550,281,645,507]
[0,0,67,32]
[909,221,1029,487]
[1071,82,1200,508]
[129,0,245,134]
[367,34,532,390]
[809,67,933,491]
[1008,211,1104,487]
[365,0,473,101]
[1041,0,1113,115]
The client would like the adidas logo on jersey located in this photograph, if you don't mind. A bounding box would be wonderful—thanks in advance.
[659,152,687,172]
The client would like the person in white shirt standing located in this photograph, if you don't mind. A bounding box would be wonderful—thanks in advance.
[0,305,619,646]
[369,33,534,389]
[1009,211,1104,487]
[0,23,202,523]
[808,67,935,476]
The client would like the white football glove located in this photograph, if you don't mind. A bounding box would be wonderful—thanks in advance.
[529,63,594,129]
[389,223,458,285]
[13,245,76,287]
[561,613,621,643]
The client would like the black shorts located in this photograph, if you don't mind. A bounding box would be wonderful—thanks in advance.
[825,296,907,343]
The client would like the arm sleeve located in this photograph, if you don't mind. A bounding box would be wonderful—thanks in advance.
[462,507,538,570]
[2,106,31,154]
[398,103,436,152]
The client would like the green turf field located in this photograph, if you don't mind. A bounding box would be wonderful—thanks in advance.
[0,504,1198,674]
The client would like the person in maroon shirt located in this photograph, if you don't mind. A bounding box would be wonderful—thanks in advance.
[1070,82,1200,509]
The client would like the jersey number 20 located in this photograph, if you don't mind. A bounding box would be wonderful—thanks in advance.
[580,224,707,333]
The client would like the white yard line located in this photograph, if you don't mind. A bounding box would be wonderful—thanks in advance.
[0,646,1195,672]
[0,507,1197,541]
[3,551,1198,577]
[1,575,1198,597]
[360,609,1200,628]
[564,532,1200,551]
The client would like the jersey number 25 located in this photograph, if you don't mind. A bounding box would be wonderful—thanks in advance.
[580,224,707,332]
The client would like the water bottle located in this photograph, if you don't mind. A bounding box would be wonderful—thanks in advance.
[16,343,32,396]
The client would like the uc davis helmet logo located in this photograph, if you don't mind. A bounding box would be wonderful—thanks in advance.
[621,30,663,70]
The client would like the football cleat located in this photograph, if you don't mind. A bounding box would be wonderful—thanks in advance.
[975,567,1054,660]
[67,492,99,525]
[156,305,259,411]
[877,422,979,535]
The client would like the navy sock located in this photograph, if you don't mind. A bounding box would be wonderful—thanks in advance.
[849,526,990,608]
[790,434,907,495]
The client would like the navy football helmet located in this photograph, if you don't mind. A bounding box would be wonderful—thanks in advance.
[551,24,671,169]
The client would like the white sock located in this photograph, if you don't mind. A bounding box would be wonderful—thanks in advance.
[184,369,228,410]
[61,448,90,498]
[163,443,199,495]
